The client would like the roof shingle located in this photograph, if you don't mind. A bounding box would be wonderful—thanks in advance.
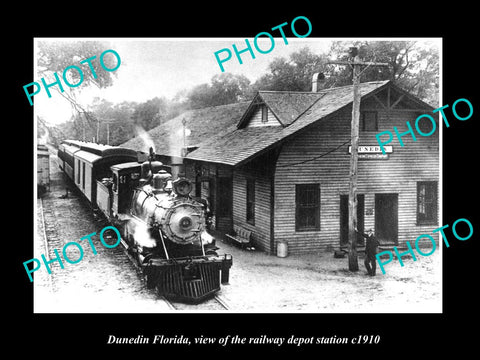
[186,81,390,166]
[121,101,250,157]
[123,80,419,167]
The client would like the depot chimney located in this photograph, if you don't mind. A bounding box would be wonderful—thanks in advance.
[312,72,325,92]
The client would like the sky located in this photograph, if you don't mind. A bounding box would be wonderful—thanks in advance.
[33,37,440,126]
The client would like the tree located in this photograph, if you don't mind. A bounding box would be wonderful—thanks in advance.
[93,99,138,145]
[37,40,120,138]
[131,97,168,131]
[327,40,439,105]
[251,42,438,106]
[252,47,328,91]
[186,73,252,109]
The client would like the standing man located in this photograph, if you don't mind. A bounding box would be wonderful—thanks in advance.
[356,228,380,276]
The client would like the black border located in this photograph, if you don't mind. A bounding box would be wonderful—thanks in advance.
[14,5,479,355]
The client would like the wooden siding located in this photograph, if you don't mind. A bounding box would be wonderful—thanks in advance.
[232,166,272,252]
[247,105,282,128]
[184,162,197,195]
[37,155,50,187]
[274,97,439,254]
[183,162,233,233]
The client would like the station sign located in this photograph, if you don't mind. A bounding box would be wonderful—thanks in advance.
[348,145,393,159]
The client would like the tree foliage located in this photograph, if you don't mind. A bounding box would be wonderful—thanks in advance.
[252,47,328,91]
[326,40,439,105]
[37,40,118,90]
[37,41,121,135]
[46,41,439,146]
[131,97,168,130]
[250,42,438,106]
[186,73,252,109]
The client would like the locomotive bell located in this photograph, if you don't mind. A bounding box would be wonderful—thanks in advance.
[140,159,163,180]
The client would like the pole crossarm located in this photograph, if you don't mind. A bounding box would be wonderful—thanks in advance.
[327,61,389,66]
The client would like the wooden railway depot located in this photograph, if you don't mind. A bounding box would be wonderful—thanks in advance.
[123,77,439,256]
[34,144,442,312]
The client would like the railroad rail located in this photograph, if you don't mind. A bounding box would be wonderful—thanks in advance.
[159,294,230,311]
[122,240,230,310]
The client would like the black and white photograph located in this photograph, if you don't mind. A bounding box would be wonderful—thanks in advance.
[33,37,442,313]
[14,7,479,355]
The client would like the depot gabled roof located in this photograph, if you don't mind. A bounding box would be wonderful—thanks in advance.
[122,101,250,157]
[185,81,396,166]
[123,80,433,167]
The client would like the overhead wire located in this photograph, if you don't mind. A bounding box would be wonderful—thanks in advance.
[276,139,351,168]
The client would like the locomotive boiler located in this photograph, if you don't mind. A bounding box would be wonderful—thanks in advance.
[124,151,232,302]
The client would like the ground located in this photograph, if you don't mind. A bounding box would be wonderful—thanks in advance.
[33,147,442,313]
[214,240,442,313]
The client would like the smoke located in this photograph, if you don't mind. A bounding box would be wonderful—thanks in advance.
[176,126,191,138]
[134,125,156,154]
[120,214,157,248]
[165,117,192,158]
[132,221,157,248]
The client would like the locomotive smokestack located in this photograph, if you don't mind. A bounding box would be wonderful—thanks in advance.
[140,147,163,183]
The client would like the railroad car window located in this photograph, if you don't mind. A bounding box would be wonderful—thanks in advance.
[246,179,255,225]
[417,181,437,225]
[361,111,378,131]
[295,184,320,231]
[76,160,80,184]
[82,162,85,189]
[112,174,117,192]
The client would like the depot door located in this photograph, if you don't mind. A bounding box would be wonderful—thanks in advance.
[216,177,233,233]
[375,193,398,245]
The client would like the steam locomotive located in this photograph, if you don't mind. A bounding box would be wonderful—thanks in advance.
[57,140,232,303]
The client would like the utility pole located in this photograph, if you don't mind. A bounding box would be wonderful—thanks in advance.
[328,47,388,271]
[96,118,115,145]
[182,118,187,148]
[96,119,100,143]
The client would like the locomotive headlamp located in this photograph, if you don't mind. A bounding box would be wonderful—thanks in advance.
[179,216,193,230]
[173,178,193,196]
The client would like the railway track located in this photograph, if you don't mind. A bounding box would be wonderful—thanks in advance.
[160,294,230,311]
[122,241,230,311]
[38,149,230,311]
[40,196,229,311]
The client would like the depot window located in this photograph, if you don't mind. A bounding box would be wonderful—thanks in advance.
[417,181,437,225]
[246,179,255,225]
[295,184,320,231]
[261,105,268,123]
[361,111,378,131]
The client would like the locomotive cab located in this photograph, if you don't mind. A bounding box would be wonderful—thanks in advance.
[110,162,141,217]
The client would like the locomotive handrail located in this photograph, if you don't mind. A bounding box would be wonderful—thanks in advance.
[157,228,170,260]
